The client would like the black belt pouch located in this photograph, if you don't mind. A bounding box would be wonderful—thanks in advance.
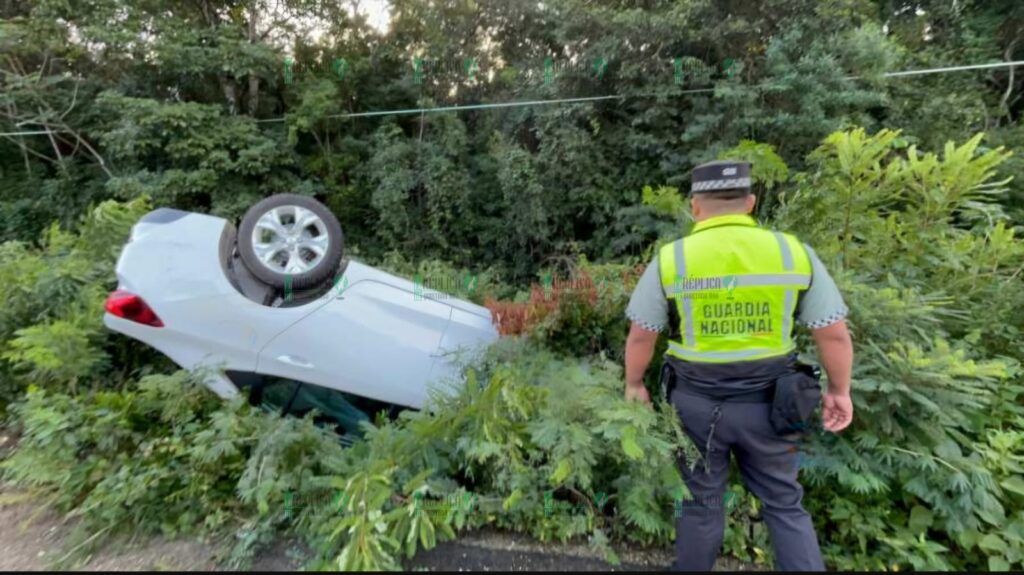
[769,363,822,435]
[660,362,676,402]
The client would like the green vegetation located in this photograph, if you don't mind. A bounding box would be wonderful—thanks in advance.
[2,0,1024,571]
[2,344,692,569]
[0,198,155,404]
[3,128,1023,571]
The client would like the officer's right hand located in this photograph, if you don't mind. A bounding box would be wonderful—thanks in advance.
[625,384,651,406]
[822,392,853,432]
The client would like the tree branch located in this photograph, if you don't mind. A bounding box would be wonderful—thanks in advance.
[999,38,1018,122]
[21,120,114,178]
[44,125,65,167]
[247,0,260,116]
[0,134,56,167]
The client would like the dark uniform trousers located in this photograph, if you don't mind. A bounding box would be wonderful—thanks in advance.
[669,388,825,571]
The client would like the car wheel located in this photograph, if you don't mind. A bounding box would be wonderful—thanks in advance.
[237,194,344,290]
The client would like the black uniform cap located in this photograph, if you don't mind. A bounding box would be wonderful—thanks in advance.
[690,160,752,194]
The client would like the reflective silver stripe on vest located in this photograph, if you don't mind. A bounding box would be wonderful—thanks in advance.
[664,273,810,295]
[782,289,795,345]
[674,239,696,347]
[774,231,794,269]
[774,231,795,347]
[667,341,789,361]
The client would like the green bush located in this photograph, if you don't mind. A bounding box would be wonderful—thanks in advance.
[301,338,695,569]
[2,339,698,569]
[0,197,153,410]
[2,370,349,566]
[772,129,1024,570]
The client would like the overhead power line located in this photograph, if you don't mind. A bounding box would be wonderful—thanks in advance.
[871,60,1024,78]
[0,130,57,137]
[1,60,1022,137]
[248,59,1024,124]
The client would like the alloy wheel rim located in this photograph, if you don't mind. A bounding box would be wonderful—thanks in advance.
[251,205,330,275]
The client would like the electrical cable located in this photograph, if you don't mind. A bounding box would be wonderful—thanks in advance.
[250,59,1024,123]
[1,60,1022,136]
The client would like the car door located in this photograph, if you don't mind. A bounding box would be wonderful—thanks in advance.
[255,275,452,409]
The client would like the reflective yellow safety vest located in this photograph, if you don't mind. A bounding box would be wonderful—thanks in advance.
[658,214,811,363]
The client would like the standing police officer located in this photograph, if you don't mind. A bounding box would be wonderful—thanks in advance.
[623,160,854,571]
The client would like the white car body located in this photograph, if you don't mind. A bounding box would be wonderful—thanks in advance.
[104,208,498,409]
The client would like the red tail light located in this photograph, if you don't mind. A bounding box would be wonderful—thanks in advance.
[105,290,164,327]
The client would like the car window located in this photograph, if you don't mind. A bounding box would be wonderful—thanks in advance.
[261,378,301,411]
[287,383,370,437]
[225,370,372,440]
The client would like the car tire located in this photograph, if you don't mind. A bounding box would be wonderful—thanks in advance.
[237,194,344,290]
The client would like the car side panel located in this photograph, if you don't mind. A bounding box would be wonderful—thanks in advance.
[256,270,454,408]
[429,308,500,393]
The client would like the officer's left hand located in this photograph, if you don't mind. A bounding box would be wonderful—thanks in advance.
[822,392,853,432]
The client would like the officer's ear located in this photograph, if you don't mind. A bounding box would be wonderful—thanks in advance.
[744,193,756,214]
[689,195,701,219]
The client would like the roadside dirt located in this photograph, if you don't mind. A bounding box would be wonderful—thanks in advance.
[0,478,758,571]
[405,529,762,571]
[0,486,304,571]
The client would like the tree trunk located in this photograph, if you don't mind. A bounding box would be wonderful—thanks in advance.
[999,38,1019,124]
[220,75,238,114]
[247,1,260,116]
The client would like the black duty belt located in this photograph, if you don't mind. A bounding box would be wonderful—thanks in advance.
[672,375,776,403]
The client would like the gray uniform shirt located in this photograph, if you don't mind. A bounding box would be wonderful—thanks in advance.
[626,243,848,394]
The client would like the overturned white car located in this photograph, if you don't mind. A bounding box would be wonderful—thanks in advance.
[104,194,498,441]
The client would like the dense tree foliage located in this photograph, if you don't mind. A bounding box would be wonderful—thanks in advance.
[2,0,1021,270]
[2,0,1024,571]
